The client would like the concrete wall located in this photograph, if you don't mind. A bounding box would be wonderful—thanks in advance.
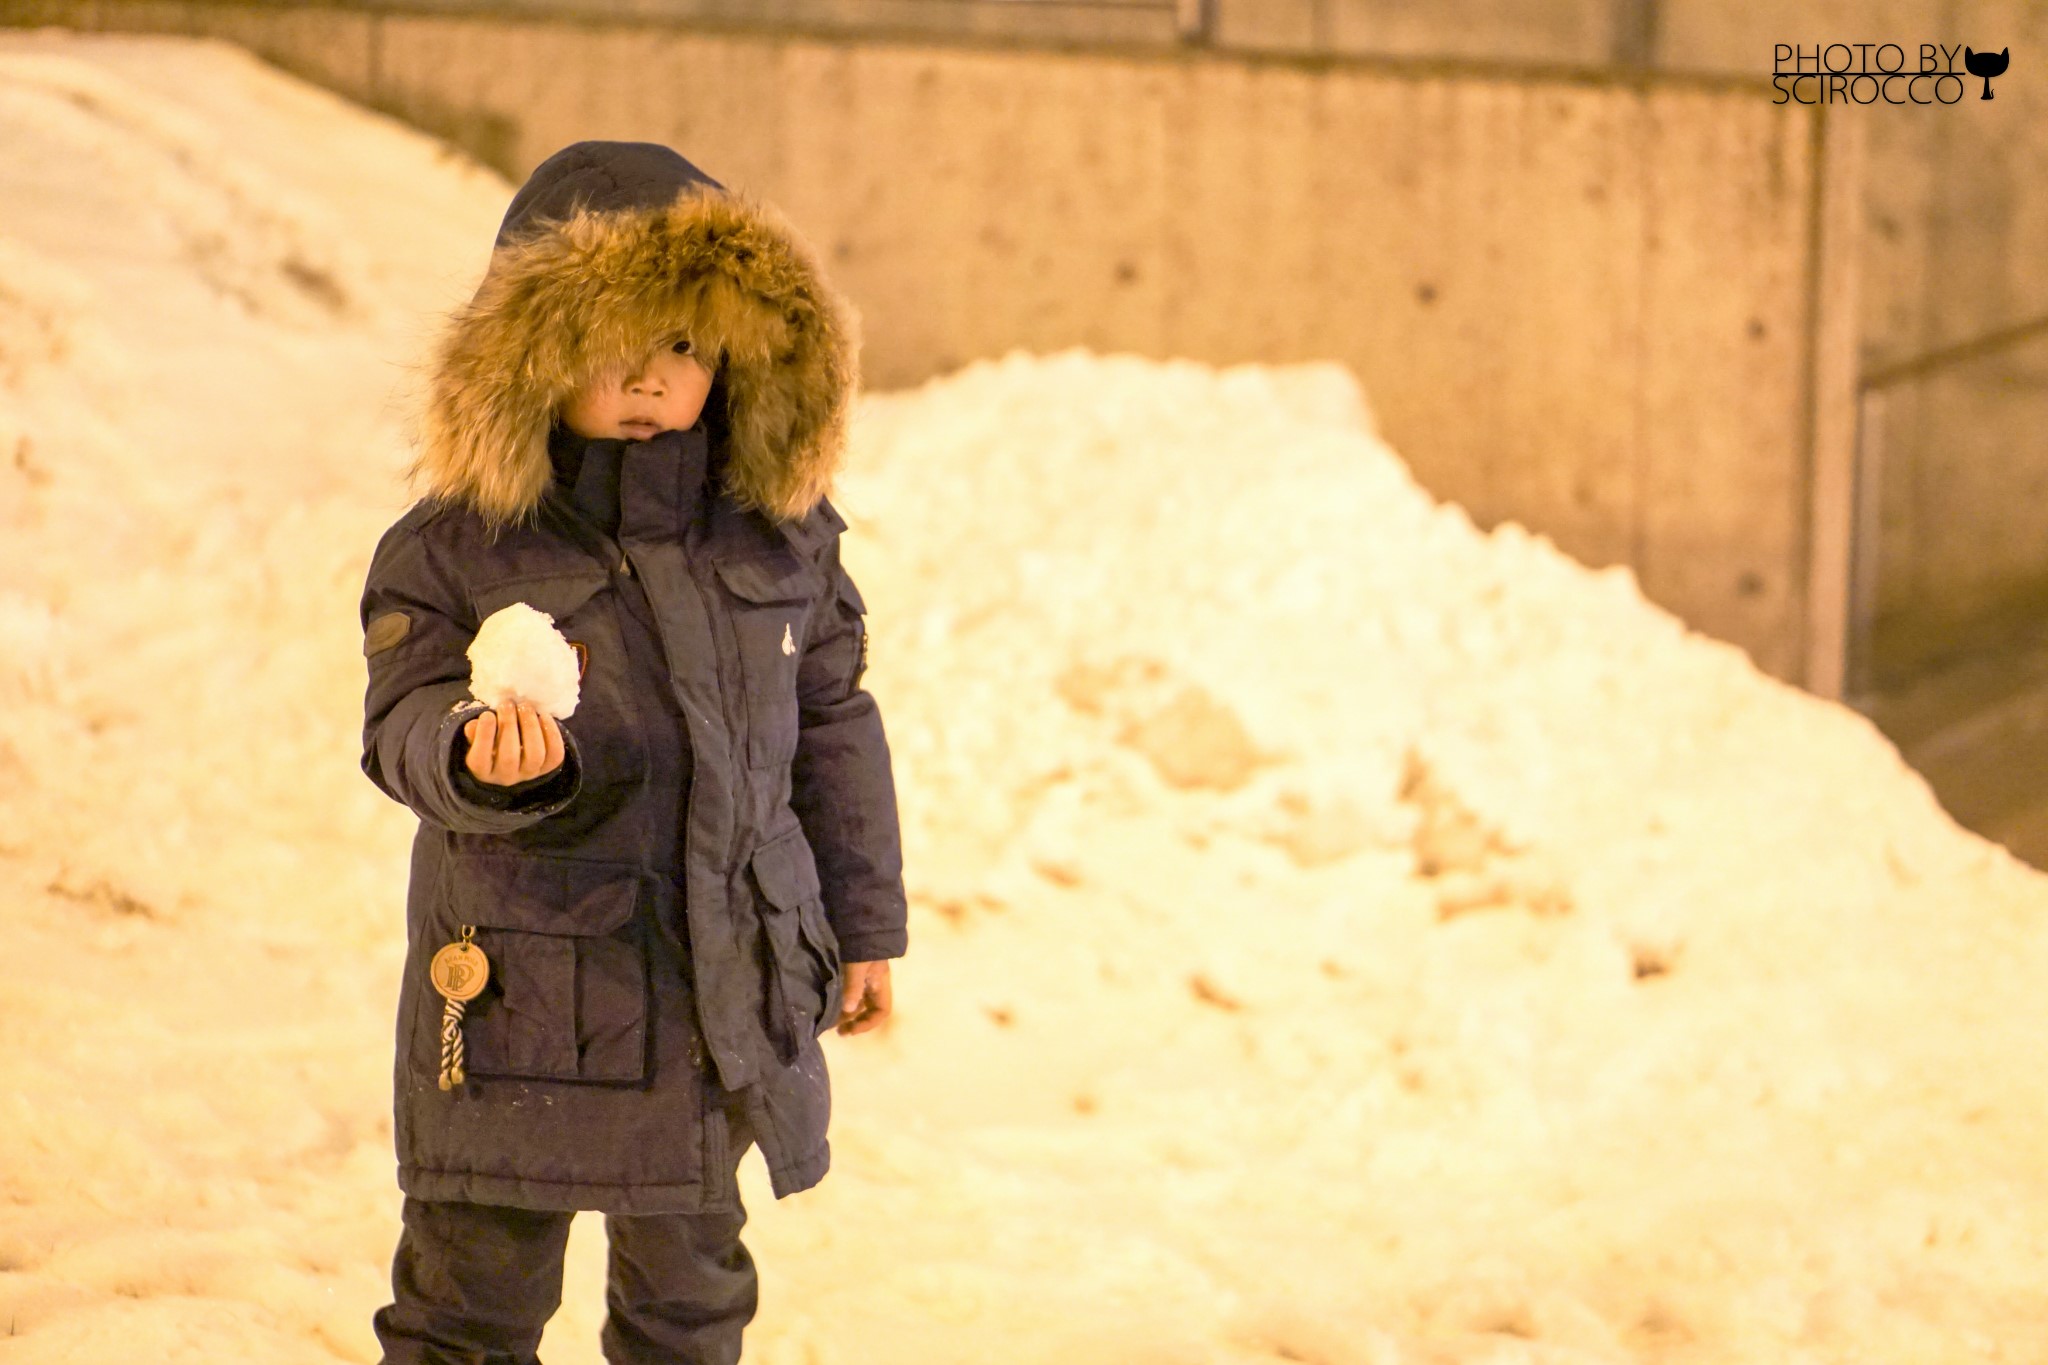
[1218,0,1621,64]
[2,0,1866,693]
[1663,0,2048,685]
[1227,0,2048,683]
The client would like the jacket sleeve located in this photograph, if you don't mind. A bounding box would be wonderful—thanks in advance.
[358,518,584,834]
[791,535,908,962]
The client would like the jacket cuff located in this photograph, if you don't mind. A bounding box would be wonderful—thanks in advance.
[833,929,907,963]
[450,746,581,811]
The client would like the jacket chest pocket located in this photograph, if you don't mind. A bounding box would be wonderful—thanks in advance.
[713,554,819,771]
[469,570,648,817]
[472,569,614,672]
[432,855,650,1084]
[747,822,843,1064]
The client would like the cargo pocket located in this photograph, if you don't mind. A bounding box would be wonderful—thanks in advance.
[435,855,650,1083]
[747,822,844,1064]
[713,553,819,770]
[471,569,610,631]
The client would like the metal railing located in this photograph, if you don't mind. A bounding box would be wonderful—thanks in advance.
[273,0,1213,44]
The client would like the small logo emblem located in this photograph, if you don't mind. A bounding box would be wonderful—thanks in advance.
[781,621,795,655]
[364,610,412,657]
[430,936,490,1003]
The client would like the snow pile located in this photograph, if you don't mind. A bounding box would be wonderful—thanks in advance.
[468,602,582,717]
[0,47,379,330]
[3,29,2048,1365]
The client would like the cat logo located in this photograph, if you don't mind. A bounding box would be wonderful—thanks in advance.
[781,621,795,656]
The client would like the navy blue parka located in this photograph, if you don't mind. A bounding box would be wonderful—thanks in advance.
[357,141,905,1212]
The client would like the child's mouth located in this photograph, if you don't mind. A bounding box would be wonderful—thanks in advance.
[620,420,661,437]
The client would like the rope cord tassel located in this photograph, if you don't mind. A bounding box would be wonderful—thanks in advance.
[439,995,467,1090]
[429,924,490,1093]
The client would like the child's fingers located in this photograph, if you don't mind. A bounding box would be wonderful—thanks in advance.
[515,701,548,779]
[860,964,893,1029]
[462,703,567,786]
[463,708,498,782]
[840,1001,883,1034]
[539,711,565,776]
[492,701,524,781]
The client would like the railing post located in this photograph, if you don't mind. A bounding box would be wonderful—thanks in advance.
[1174,0,1215,45]
[1803,103,1863,701]
[1845,385,1888,702]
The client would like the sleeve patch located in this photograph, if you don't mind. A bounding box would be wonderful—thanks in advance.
[364,610,413,656]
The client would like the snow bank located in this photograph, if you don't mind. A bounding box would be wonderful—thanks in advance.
[3,29,2046,1365]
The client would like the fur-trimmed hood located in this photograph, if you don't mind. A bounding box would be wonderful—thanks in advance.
[408,141,860,530]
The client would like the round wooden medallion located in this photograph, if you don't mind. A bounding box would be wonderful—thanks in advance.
[430,941,490,1002]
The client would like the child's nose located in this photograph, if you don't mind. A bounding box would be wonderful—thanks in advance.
[627,373,665,397]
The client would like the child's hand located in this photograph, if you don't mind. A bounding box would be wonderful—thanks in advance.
[836,959,893,1035]
[462,700,566,786]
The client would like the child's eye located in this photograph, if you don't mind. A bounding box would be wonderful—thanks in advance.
[671,338,693,356]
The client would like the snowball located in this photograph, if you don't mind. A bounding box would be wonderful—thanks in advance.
[466,601,581,718]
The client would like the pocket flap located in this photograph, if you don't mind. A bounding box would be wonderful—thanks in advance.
[715,554,820,604]
[445,854,641,935]
[472,570,611,627]
[749,825,823,912]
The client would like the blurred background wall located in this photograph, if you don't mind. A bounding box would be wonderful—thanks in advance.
[5,0,2043,862]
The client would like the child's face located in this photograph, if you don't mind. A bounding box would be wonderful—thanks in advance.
[559,338,715,441]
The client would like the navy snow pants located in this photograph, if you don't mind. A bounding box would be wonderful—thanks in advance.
[370,1095,759,1365]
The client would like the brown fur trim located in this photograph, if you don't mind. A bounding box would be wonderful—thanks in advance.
[406,182,859,530]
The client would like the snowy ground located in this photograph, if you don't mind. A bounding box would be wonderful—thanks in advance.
[3,30,2046,1365]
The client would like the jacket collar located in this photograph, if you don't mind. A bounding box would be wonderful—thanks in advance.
[543,419,718,544]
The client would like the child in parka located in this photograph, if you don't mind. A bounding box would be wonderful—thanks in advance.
[357,139,908,1364]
